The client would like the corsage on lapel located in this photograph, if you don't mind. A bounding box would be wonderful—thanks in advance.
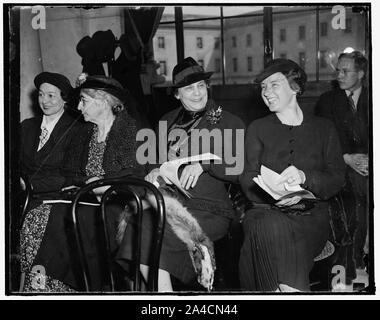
[206,106,222,125]
[75,72,88,87]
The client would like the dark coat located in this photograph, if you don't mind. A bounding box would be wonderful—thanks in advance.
[20,110,81,192]
[240,112,346,203]
[157,99,246,218]
[28,110,146,291]
[62,109,146,186]
[315,87,369,155]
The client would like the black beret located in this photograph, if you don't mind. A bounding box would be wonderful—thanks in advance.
[34,72,73,101]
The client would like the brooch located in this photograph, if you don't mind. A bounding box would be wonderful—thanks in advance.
[206,106,223,125]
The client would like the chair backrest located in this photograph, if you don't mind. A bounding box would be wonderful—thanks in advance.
[19,176,33,230]
[71,176,165,292]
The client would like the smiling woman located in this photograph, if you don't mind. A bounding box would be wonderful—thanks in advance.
[239,59,346,292]
[118,57,246,292]
[20,72,79,192]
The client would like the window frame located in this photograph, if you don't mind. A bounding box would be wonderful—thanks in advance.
[157,5,368,84]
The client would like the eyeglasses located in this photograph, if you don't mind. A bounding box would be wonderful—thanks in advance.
[335,68,358,76]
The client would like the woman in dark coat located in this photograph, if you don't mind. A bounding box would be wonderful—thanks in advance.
[117,57,245,291]
[20,72,80,192]
[20,75,145,292]
[239,59,346,292]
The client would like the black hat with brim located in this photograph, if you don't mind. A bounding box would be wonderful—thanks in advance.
[78,75,129,104]
[34,72,73,100]
[255,58,307,84]
[172,57,213,88]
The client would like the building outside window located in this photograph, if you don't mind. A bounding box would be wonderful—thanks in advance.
[159,60,167,75]
[299,52,306,70]
[299,25,305,40]
[233,57,238,72]
[215,58,221,73]
[214,37,220,49]
[320,22,328,36]
[158,36,165,49]
[197,37,203,48]
[153,5,367,84]
[246,33,252,47]
[247,56,253,72]
[345,18,352,33]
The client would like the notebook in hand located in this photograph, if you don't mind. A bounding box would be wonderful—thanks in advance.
[253,165,316,201]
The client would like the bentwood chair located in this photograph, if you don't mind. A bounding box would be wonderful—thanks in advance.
[71,176,165,292]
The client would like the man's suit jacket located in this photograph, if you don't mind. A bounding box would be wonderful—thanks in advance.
[20,110,80,192]
[315,86,369,155]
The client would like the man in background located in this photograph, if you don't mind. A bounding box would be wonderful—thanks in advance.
[315,51,369,283]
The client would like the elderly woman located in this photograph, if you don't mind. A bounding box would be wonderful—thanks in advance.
[117,57,245,291]
[239,59,346,292]
[20,75,145,292]
[20,72,79,192]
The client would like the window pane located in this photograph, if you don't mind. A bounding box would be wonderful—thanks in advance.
[224,13,264,84]
[222,6,263,17]
[318,5,367,80]
[273,6,317,81]
[182,6,220,19]
[183,19,222,84]
[153,24,176,83]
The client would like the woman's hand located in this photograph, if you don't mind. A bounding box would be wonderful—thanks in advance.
[277,165,306,187]
[179,163,204,190]
[275,195,302,207]
[344,153,368,176]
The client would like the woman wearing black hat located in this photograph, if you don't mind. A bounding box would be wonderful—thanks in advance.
[20,75,145,292]
[239,59,346,291]
[20,72,80,192]
[117,57,245,291]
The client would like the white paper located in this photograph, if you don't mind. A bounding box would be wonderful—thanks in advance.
[159,153,222,197]
[253,165,316,200]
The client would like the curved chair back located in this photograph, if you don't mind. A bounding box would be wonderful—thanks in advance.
[71,176,165,292]
[19,176,33,230]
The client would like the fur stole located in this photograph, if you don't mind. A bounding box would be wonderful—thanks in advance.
[116,187,216,291]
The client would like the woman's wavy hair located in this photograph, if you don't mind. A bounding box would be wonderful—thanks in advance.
[282,69,307,97]
[81,88,124,115]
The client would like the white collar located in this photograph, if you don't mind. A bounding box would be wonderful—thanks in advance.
[40,109,64,132]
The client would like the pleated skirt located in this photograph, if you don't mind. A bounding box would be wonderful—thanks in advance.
[239,202,330,291]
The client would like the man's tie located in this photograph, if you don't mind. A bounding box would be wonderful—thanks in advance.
[348,91,356,113]
[38,126,49,150]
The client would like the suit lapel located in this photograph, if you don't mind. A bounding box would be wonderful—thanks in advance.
[36,111,73,156]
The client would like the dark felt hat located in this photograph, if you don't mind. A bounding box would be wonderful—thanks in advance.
[172,57,213,88]
[255,58,307,84]
[76,30,116,63]
[78,75,129,104]
[34,72,73,101]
